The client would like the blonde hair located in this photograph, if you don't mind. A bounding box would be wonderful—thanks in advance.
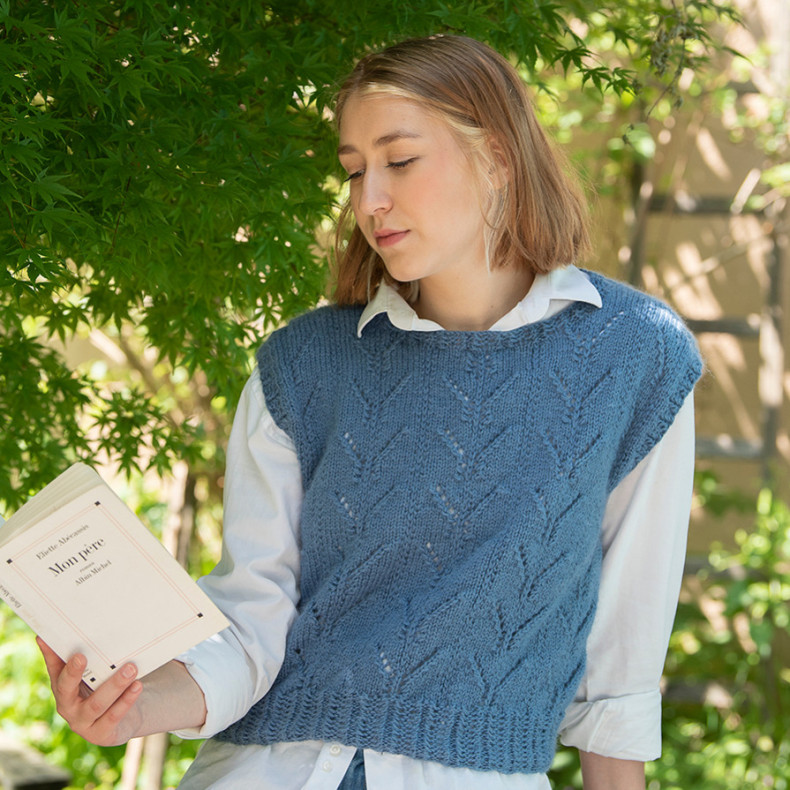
[332,35,591,306]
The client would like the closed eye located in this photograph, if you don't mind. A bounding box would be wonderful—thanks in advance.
[343,158,417,182]
[387,158,417,171]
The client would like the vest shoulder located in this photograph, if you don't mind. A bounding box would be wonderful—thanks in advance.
[259,304,362,354]
[584,270,696,342]
[278,303,363,337]
[255,305,363,384]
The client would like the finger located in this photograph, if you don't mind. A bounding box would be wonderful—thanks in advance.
[54,652,89,698]
[75,663,140,726]
[36,637,66,682]
[36,640,89,707]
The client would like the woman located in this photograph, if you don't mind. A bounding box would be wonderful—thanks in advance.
[40,35,702,789]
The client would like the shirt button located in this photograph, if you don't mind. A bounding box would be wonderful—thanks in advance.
[329,745,342,756]
[322,761,332,772]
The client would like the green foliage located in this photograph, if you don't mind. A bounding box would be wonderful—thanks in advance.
[0,0,738,508]
[526,14,743,217]
[550,478,790,789]
[653,482,790,788]
[711,53,790,211]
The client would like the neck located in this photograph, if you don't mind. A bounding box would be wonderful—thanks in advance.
[412,264,535,331]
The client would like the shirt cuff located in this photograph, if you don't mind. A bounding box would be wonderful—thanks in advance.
[171,632,258,740]
[558,690,663,761]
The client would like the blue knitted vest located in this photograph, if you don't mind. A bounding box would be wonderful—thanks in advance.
[217,273,702,773]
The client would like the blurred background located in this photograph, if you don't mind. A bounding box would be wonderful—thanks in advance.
[1,1,787,788]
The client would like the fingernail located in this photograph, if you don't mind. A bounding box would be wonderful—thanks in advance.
[121,664,137,679]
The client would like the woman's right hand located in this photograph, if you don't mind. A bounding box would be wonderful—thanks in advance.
[37,637,144,746]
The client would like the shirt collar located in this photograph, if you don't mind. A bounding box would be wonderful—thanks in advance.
[356,265,602,337]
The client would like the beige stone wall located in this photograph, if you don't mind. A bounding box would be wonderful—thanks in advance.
[589,0,789,556]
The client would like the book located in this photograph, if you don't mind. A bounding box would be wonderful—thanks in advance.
[0,463,228,690]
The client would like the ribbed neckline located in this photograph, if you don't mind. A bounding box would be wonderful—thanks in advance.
[364,297,597,349]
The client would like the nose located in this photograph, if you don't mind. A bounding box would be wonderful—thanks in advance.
[356,171,392,216]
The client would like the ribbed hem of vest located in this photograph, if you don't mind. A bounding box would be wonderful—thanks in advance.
[216,686,560,775]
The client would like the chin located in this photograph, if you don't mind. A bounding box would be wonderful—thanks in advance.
[382,264,421,284]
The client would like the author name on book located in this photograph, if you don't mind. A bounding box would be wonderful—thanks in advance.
[35,523,92,560]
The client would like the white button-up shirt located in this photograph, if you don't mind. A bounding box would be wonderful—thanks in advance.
[175,266,695,789]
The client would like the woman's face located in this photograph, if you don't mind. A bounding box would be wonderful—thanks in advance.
[338,93,489,288]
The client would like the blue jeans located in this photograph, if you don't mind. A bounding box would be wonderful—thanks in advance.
[337,748,366,790]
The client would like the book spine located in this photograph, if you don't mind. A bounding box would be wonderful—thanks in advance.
[0,572,46,635]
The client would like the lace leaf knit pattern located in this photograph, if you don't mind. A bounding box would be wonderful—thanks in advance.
[217,273,703,774]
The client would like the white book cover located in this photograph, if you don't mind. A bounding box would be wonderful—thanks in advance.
[0,464,228,689]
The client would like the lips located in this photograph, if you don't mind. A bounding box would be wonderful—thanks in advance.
[374,229,409,248]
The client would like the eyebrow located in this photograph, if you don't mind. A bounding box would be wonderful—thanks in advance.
[337,130,422,156]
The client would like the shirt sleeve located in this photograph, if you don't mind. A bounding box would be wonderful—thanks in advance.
[558,391,695,761]
[173,371,303,738]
